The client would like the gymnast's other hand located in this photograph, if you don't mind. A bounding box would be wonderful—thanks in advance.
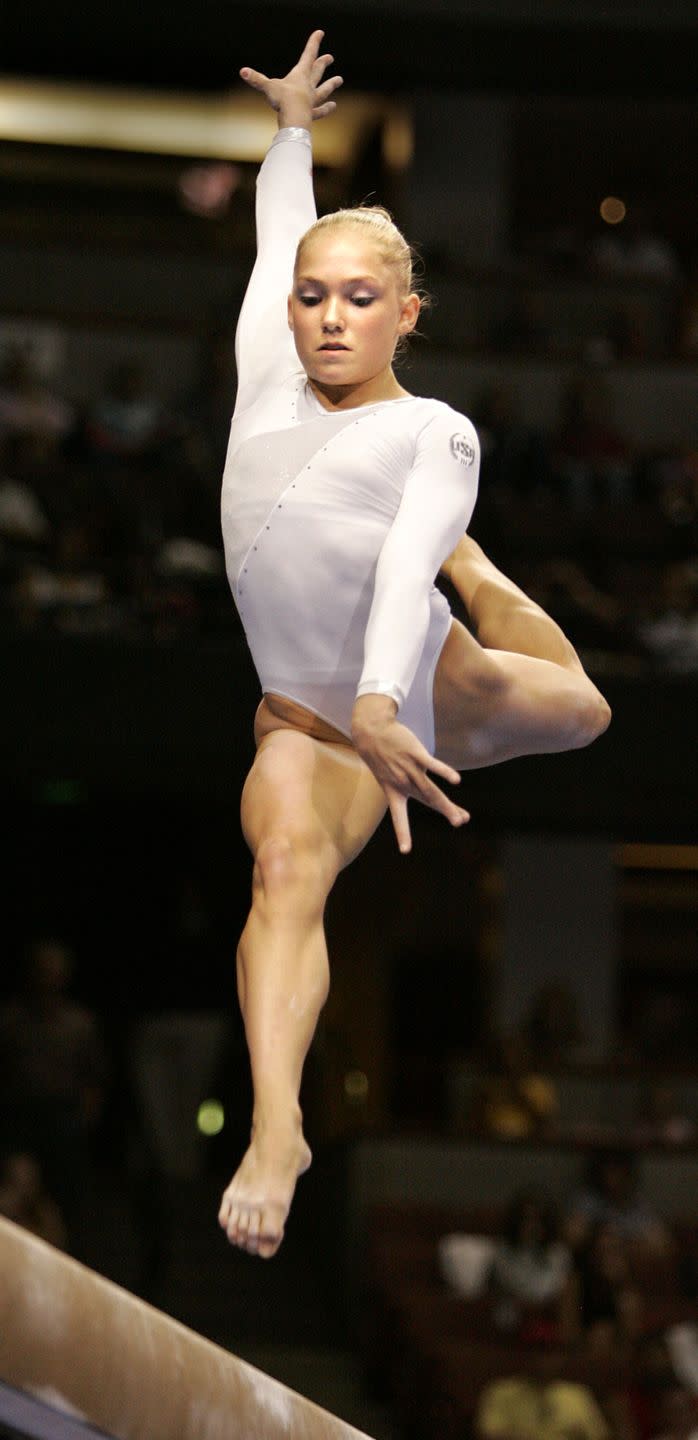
[239,29,343,127]
[351,694,469,854]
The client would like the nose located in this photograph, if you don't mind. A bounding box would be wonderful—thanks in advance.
[321,296,344,331]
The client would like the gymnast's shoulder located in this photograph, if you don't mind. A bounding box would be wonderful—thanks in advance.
[406,394,480,468]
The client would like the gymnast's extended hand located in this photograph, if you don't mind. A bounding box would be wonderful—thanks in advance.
[239,28,343,125]
[351,694,470,853]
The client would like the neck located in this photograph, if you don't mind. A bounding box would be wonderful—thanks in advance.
[307,368,410,412]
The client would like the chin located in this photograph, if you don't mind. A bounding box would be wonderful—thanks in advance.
[310,363,355,384]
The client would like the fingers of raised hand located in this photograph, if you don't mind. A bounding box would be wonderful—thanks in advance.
[314,74,343,103]
[312,51,335,82]
[239,66,270,93]
[311,76,343,118]
[312,100,339,120]
[300,29,326,66]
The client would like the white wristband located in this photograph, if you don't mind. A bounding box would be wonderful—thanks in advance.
[270,127,311,148]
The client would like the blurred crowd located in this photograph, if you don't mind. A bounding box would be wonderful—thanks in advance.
[491,203,695,365]
[0,333,696,674]
[434,1172,698,1440]
[362,972,698,1440]
[0,928,238,1297]
[367,1133,698,1440]
[467,982,697,1148]
[466,376,697,677]
[0,938,107,1255]
[0,341,233,644]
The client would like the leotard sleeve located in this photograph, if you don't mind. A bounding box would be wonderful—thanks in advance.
[356,407,480,713]
[233,127,316,417]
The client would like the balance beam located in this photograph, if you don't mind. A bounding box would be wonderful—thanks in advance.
[0,1216,375,1440]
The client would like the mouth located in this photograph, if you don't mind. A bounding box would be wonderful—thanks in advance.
[318,343,349,351]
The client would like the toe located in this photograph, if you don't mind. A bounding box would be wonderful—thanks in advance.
[258,1205,284,1259]
[258,1231,283,1260]
[245,1212,261,1255]
[236,1207,251,1249]
[226,1204,241,1245]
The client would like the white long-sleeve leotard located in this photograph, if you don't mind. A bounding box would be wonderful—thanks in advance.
[220,127,480,750]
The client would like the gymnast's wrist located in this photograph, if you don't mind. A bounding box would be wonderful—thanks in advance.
[351,692,399,744]
[276,105,312,131]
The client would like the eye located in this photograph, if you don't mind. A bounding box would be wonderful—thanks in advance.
[351,296,375,307]
[298,294,322,307]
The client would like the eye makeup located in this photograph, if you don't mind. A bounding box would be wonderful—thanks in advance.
[295,280,381,307]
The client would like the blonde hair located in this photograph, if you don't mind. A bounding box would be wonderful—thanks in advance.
[294,205,430,312]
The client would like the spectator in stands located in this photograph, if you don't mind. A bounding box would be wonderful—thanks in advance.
[487,290,554,357]
[82,359,170,465]
[0,1150,66,1249]
[629,1332,693,1440]
[522,981,585,1069]
[128,531,227,640]
[471,382,554,501]
[552,374,633,510]
[487,1189,572,1339]
[0,344,74,463]
[605,299,651,361]
[634,1082,696,1146]
[626,989,696,1068]
[637,445,698,544]
[180,323,239,479]
[565,1149,672,1257]
[0,939,108,1250]
[649,1385,698,1440]
[473,1029,559,1140]
[0,435,51,548]
[13,516,115,634]
[474,1342,610,1440]
[678,267,698,359]
[563,1221,643,1357]
[589,205,682,285]
[637,562,698,674]
[0,432,53,615]
[667,1326,698,1397]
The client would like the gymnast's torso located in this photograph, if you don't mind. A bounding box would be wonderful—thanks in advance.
[220,126,481,750]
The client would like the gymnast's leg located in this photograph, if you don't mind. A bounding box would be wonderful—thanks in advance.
[219,721,386,1259]
[435,535,611,767]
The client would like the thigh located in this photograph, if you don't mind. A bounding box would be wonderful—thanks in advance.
[434,618,601,770]
[241,726,387,875]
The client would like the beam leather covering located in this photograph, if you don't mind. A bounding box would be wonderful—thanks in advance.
[0,1217,374,1440]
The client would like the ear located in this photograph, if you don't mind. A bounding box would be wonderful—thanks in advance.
[287,293,294,331]
[397,292,421,336]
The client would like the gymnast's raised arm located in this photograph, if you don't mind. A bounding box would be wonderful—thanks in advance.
[234,32,343,416]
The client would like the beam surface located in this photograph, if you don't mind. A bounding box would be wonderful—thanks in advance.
[0,1217,374,1440]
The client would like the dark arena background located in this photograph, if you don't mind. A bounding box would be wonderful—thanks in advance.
[0,2,697,1437]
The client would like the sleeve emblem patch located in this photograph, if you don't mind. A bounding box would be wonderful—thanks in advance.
[450,433,476,466]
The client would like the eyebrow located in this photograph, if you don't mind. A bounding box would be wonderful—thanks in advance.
[295,275,382,286]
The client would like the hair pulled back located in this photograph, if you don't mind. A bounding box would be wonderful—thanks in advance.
[295,204,430,314]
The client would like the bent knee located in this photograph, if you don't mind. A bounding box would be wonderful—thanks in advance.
[253,831,335,907]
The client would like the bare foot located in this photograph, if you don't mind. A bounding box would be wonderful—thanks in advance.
[218,1121,312,1259]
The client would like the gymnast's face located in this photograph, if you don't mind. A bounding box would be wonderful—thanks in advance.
[288,230,419,396]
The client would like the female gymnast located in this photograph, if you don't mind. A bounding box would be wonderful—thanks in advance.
[218,31,611,1259]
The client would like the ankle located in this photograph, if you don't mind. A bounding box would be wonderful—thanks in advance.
[251,1100,304,1137]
